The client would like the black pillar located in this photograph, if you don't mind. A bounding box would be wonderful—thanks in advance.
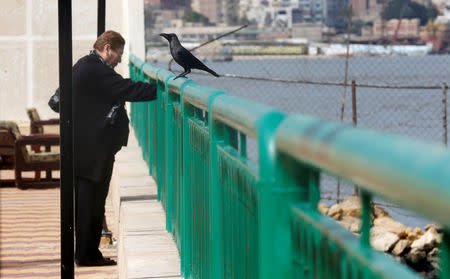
[98,0,105,37]
[58,0,74,278]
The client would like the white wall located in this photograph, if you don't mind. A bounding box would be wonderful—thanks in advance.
[0,0,145,121]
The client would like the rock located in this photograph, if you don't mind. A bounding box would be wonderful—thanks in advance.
[407,234,420,246]
[338,216,361,233]
[372,205,391,219]
[392,239,409,256]
[373,216,408,236]
[328,204,343,220]
[370,226,399,252]
[405,247,427,264]
[413,227,424,236]
[341,196,361,217]
[397,230,409,240]
[406,227,422,245]
[411,227,439,251]
[425,223,443,233]
[428,247,439,258]
[405,227,413,235]
[318,203,328,215]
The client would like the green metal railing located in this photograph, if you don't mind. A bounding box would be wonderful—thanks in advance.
[129,54,450,279]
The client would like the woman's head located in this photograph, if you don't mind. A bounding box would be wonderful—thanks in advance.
[94,30,125,68]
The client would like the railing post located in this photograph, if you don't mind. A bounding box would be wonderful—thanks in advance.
[179,81,194,277]
[163,74,176,233]
[155,69,165,201]
[257,111,287,279]
[164,77,192,276]
[440,229,450,278]
[208,91,227,279]
[360,190,372,249]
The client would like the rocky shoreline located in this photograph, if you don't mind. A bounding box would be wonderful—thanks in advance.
[319,196,442,278]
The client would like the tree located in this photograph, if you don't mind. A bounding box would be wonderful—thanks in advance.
[383,0,439,25]
[182,11,210,25]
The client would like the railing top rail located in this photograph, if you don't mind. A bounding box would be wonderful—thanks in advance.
[183,82,226,111]
[156,68,175,84]
[129,54,159,79]
[167,78,192,96]
[211,94,283,139]
[142,63,159,79]
[276,114,450,227]
[129,54,142,68]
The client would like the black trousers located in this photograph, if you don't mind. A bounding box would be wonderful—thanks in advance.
[75,157,114,262]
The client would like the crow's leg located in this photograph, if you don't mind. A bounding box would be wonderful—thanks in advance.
[174,69,191,80]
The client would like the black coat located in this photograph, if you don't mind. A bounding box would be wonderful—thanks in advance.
[73,53,156,182]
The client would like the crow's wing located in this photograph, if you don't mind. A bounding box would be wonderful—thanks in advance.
[176,47,209,71]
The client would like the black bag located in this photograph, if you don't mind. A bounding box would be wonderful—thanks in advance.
[48,88,60,113]
[104,103,122,126]
[49,87,121,126]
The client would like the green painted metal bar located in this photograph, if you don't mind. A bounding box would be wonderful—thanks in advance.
[360,190,372,249]
[275,115,450,227]
[290,204,419,278]
[129,56,450,279]
[165,77,191,253]
[181,83,226,278]
[210,94,285,279]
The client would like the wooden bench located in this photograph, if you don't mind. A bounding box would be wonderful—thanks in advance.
[0,121,60,189]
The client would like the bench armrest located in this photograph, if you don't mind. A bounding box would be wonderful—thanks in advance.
[15,134,60,146]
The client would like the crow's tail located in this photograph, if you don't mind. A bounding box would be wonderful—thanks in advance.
[204,67,220,78]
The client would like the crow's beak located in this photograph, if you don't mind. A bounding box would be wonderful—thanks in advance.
[159,33,168,40]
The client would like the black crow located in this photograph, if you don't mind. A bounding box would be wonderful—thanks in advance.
[160,33,220,80]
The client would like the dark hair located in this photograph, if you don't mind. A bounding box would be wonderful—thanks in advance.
[93,30,125,51]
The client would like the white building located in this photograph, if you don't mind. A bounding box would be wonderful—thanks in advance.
[243,0,323,28]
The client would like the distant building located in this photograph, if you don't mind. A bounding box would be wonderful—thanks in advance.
[145,0,160,6]
[190,0,239,25]
[152,9,184,29]
[191,0,220,23]
[145,0,190,9]
[297,0,324,23]
[244,0,324,29]
[432,0,449,12]
[292,23,323,41]
[323,0,349,29]
[350,0,383,21]
[161,25,244,41]
[436,0,450,23]
[221,0,240,25]
[373,18,420,38]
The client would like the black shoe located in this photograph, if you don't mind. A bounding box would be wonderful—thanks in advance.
[76,257,117,266]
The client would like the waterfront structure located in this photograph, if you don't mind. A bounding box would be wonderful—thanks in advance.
[373,18,420,38]
[160,25,243,41]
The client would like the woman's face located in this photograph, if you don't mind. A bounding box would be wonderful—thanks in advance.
[106,45,124,68]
